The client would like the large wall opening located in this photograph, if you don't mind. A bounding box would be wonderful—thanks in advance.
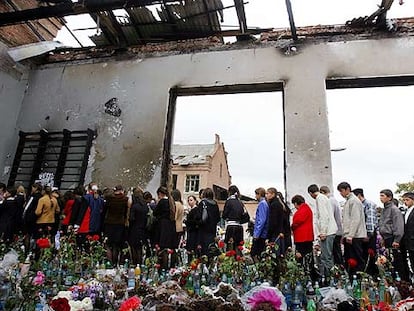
[326,82,414,204]
[164,84,285,201]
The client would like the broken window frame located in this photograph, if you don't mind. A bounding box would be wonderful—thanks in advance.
[161,82,285,190]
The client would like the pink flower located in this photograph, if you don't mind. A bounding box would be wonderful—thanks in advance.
[247,289,282,310]
[32,271,45,286]
[119,296,141,311]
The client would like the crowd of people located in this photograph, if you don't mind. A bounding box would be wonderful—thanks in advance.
[250,182,414,286]
[0,180,413,285]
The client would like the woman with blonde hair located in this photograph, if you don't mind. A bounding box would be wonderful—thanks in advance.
[171,189,184,248]
[35,185,59,237]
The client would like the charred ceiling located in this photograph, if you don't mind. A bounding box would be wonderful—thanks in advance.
[0,0,256,48]
[0,0,64,47]
[0,0,411,60]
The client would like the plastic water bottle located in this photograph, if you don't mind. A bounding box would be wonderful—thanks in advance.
[193,271,200,296]
[127,268,135,289]
[292,281,304,310]
[298,281,305,306]
[282,283,292,310]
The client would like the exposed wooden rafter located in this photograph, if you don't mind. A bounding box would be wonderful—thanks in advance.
[0,0,182,27]
[233,0,247,34]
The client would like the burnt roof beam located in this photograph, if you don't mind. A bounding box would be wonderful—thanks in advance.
[0,0,182,27]
[285,0,298,41]
[161,0,178,32]
[234,0,248,34]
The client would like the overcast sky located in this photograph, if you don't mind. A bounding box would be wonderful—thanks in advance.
[57,1,414,204]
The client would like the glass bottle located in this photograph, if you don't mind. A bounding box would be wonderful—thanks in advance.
[314,281,322,303]
[379,278,385,302]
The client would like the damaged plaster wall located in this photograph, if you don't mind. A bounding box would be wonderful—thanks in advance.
[12,36,414,197]
[0,42,27,181]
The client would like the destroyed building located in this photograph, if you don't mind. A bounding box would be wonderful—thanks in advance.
[0,0,413,198]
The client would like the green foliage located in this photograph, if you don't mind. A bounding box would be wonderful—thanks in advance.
[395,176,414,195]
[278,250,306,286]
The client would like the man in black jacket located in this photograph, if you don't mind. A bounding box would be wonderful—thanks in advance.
[402,192,414,279]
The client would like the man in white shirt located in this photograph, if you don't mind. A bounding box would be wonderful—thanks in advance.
[320,185,343,266]
[308,184,338,280]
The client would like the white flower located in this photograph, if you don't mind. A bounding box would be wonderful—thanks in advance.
[107,290,115,302]
[54,290,73,301]
[69,300,83,311]
[81,297,93,310]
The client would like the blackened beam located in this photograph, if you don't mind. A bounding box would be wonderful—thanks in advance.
[234,0,248,34]
[108,11,128,47]
[162,0,178,32]
[0,0,181,27]
[285,0,298,41]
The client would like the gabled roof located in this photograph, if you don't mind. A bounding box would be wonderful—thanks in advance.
[171,143,215,166]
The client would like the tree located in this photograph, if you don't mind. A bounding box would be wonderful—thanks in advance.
[395,176,414,195]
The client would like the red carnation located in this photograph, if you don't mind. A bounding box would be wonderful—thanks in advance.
[218,240,225,249]
[119,295,141,311]
[236,255,242,261]
[368,248,375,258]
[226,250,237,257]
[239,241,244,246]
[238,245,244,251]
[168,249,174,254]
[36,238,51,249]
[50,297,70,311]
[347,258,358,269]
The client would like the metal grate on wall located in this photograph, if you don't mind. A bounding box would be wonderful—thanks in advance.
[8,129,96,192]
